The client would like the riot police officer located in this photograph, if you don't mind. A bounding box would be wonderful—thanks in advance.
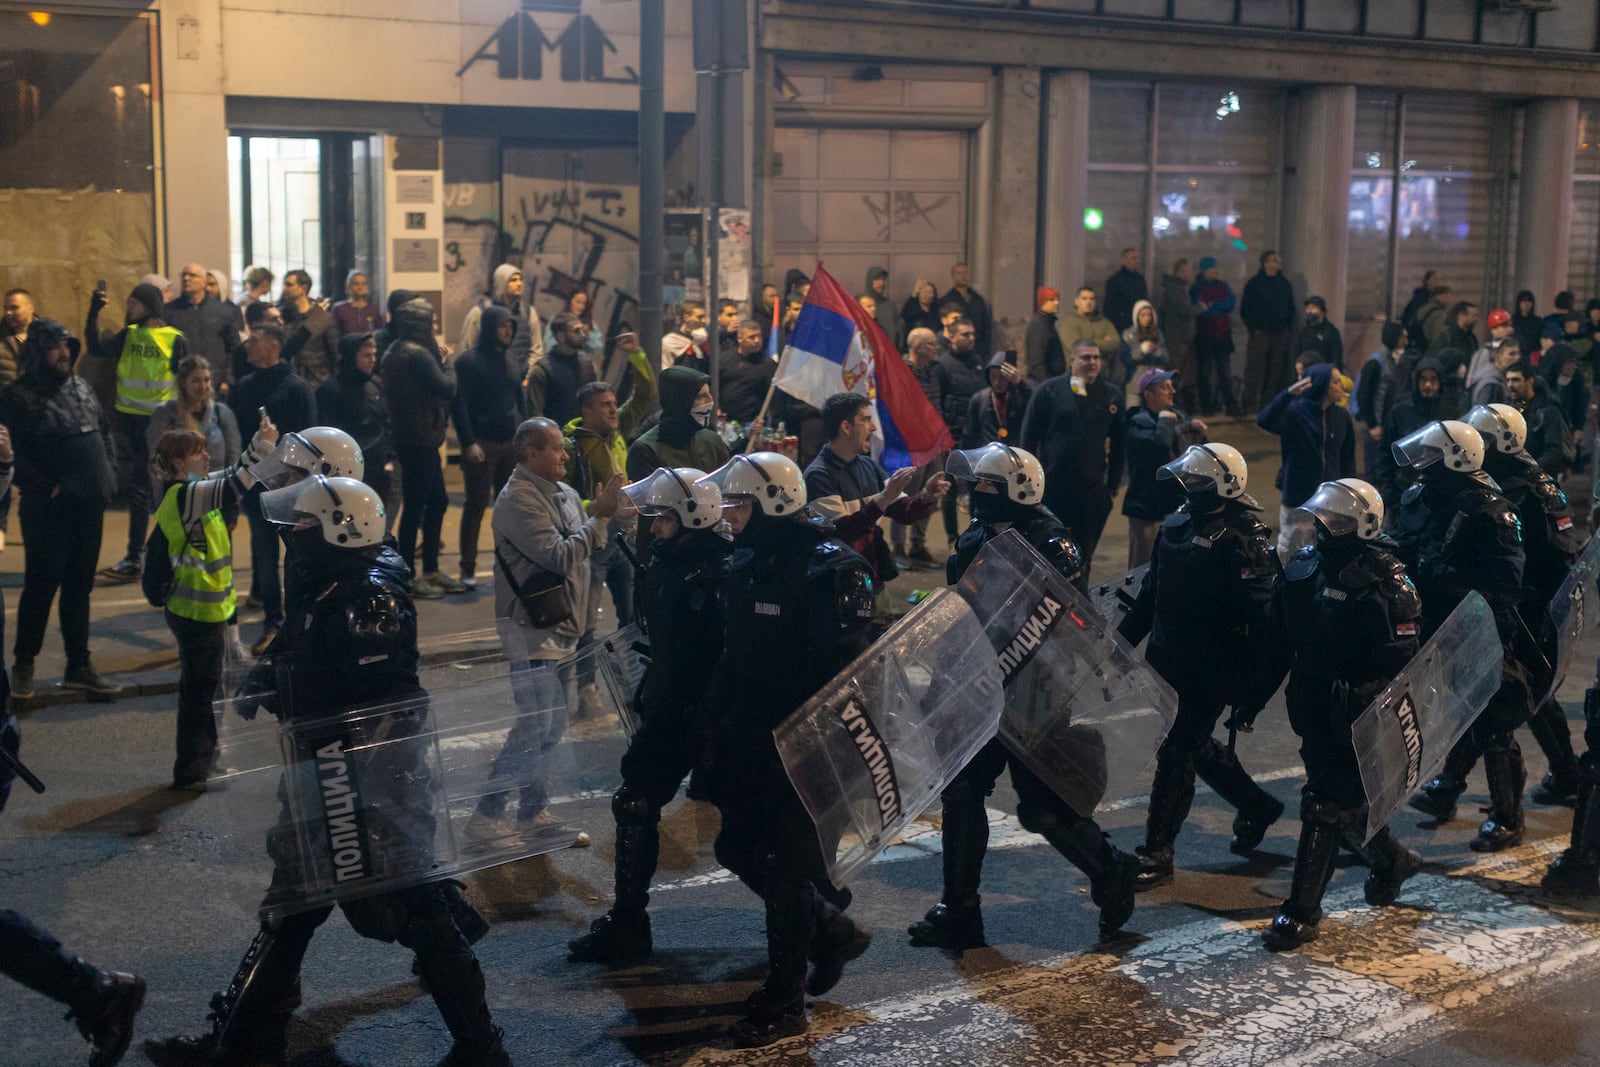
[1545,655,1600,894]
[145,476,508,1067]
[1239,479,1424,950]
[908,442,1136,949]
[1390,420,1531,852]
[694,452,875,1047]
[568,467,730,963]
[1119,443,1284,887]
[3,717,146,1066]
[1410,405,1585,820]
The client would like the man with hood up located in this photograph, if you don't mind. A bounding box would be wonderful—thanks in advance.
[317,332,392,507]
[1377,355,1444,506]
[381,296,461,599]
[86,281,189,582]
[459,263,545,371]
[453,306,528,589]
[1257,363,1354,559]
[866,267,900,349]
[625,366,731,484]
[1,320,122,698]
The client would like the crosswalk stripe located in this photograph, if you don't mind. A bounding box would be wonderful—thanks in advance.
[663,839,1600,1066]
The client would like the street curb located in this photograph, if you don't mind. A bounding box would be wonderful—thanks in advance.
[11,670,182,713]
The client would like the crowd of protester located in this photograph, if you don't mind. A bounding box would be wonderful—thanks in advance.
[4,253,1598,732]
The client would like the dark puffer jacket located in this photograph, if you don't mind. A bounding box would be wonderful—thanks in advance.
[380,299,456,449]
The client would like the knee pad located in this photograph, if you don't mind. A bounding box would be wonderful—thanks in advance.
[340,894,410,944]
[612,785,658,828]
[1016,802,1062,837]
[1298,791,1356,830]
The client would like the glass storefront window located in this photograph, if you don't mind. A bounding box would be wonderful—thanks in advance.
[1088,85,1150,166]
[0,11,158,321]
[1150,171,1273,287]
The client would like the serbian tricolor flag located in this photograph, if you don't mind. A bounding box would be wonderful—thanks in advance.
[773,265,952,468]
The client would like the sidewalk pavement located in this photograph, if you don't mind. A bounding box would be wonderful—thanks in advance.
[0,418,1324,713]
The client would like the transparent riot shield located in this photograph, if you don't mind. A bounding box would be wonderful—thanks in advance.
[1545,534,1600,707]
[773,589,1005,887]
[213,634,636,920]
[955,529,1178,817]
[1354,591,1505,843]
[1088,564,1148,625]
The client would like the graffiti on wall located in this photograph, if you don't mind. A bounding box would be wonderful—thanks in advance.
[443,163,640,349]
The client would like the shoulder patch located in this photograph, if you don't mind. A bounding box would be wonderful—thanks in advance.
[1395,621,1418,637]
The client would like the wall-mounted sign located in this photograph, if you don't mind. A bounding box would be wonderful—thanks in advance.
[393,239,440,274]
[405,211,427,230]
[396,174,435,204]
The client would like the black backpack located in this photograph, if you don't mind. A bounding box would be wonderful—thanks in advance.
[141,523,174,608]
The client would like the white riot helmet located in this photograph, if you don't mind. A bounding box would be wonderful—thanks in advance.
[1392,420,1485,473]
[945,443,1045,504]
[1293,478,1385,541]
[1158,443,1249,500]
[259,475,386,548]
[248,426,365,489]
[697,452,806,516]
[622,467,722,529]
[1464,403,1527,454]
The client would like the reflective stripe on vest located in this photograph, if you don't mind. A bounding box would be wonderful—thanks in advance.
[156,483,236,623]
[116,326,179,415]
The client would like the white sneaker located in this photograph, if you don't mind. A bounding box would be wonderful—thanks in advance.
[460,573,478,589]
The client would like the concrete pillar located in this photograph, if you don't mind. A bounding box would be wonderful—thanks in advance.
[1040,71,1090,311]
[1282,85,1356,330]
[160,0,231,273]
[1516,97,1580,307]
[983,67,1043,349]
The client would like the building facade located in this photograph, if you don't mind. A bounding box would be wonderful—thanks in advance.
[755,0,1600,356]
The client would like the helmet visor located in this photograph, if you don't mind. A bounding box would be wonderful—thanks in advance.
[1157,446,1230,495]
[1292,481,1367,539]
[248,432,325,490]
[944,444,1010,488]
[259,481,316,529]
[1391,425,1445,470]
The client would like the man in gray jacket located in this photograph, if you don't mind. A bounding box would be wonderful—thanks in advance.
[469,416,622,840]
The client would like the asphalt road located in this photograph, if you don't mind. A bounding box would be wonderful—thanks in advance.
[6,420,1600,1066]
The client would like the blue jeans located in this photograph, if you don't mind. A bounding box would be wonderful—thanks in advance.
[475,658,573,821]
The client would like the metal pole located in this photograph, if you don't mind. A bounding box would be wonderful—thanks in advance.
[708,203,721,410]
[639,0,665,371]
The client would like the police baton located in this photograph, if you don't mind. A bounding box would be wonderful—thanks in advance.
[0,745,46,794]
[612,535,650,637]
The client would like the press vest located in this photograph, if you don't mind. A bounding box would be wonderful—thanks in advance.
[116,325,179,415]
[156,483,236,623]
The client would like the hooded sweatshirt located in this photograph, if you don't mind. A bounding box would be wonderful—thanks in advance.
[1120,298,1168,375]
[459,263,545,366]
[1256,362,1353,507]
[1377,355,1444,503]
[0,319,117,505]
[625,365,731,481]
[1465,341,1511,407]
[316,332,390,465]
[381,298,457,449]
[453,305,526,446]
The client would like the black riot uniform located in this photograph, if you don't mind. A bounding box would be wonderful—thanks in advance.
[1413,448,1586,816]
[3,716,146,1067]
[1242,529,1424,950]
[145,534,507,1067]
[1547,584,1600,894]
[1390,462,1531,852]
[568,525,730,963]
[704,507,876,1047]
[907,495,1136,950]
[1119,492,1283,887]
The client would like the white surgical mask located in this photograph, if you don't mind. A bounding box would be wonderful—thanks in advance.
[1560,372,1576,387]
[691,400,715,427]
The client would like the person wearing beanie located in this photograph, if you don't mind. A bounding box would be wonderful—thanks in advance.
[1239,250,1296,409]
[1294,295,1343,369]
[1,319,123,697]
[1025,286,1067,383]
[85,281,190,582]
